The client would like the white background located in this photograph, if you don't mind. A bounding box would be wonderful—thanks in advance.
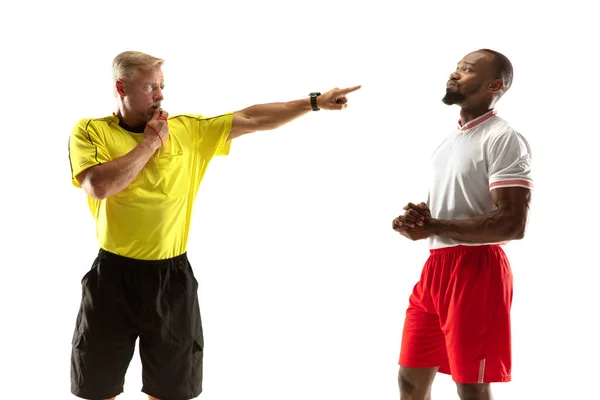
[2,0,599,399]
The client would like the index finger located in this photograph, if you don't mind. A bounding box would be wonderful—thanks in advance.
[403,202,418,211]
[392,217,406,230]
[339,85,362,94]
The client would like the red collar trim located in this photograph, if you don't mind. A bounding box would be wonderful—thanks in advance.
[457,109,497,131]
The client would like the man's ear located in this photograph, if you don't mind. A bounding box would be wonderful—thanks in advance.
[489,78,504,93]
[116,80,126,97]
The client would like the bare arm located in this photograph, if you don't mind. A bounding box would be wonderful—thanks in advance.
[76,139,158,200]
[229,98,312,140]
[427,186,531,242]
[227,85,361,140]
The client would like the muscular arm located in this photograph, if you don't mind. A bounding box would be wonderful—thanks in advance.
[76,139,157,200]
[227,86,360,140]
[228,98,313,140]
[428,187,531,243]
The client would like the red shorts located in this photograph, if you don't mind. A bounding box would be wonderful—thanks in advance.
[399,245,513,384]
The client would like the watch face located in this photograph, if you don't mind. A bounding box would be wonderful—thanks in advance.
[310,92,321,97]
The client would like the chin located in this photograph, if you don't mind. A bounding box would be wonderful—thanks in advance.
[441,96,456,106]
[140,111,154,123]
[441,96,453,105]
[442,91,465,106]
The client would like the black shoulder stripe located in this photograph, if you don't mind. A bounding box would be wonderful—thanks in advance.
[85,119,100,164]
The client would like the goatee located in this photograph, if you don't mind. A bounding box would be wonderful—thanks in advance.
[442,90,466,105]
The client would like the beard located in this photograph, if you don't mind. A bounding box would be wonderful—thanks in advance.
[442,90,466,105]
[441,81,482,105]
[141,104,161,122]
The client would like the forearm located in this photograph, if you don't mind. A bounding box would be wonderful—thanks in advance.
[241,98,312,131]
[428,209,526,243]
[81,140,157,200]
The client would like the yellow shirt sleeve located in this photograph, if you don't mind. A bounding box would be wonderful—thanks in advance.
[196,113,234,156]
[68,119,111,188]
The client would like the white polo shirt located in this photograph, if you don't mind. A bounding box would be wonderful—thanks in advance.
[427,109,533,250]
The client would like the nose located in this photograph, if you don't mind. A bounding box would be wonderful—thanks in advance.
[449,71,460,81]
[154,89,164,102]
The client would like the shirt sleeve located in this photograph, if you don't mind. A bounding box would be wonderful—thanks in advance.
[68,119,111,188]
[195,112,234,157]
[487,130,533,191]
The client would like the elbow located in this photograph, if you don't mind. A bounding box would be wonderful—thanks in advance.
[88,188,108,200]
[85,184,108,200]
[504,218,527,241]
[82,174,109,200]
[511,229,525,240]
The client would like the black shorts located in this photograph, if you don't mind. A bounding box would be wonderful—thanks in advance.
[70,249,204,400]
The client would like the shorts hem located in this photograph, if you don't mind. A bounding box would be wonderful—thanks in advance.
[399,362,511,383]
[142,386,201,400]
[398,360,451,375]
[71,385,123,400]
[398,360,442,369]
[449,372,512,384]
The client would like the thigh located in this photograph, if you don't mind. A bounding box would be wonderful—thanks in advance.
[71,255,138,399]
[140,258,204,400]
[443,246,513,384]
[399,256,451,375]
[399,302,450,375]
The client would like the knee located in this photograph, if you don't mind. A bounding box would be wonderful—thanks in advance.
[456,383,491,400]
[398,371,430,399]
[398,373,416,395]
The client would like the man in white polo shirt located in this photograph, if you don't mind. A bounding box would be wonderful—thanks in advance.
[392,49,533,400]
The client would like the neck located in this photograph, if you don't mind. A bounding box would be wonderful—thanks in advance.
[115,106,145,132]
[459,103,494,125]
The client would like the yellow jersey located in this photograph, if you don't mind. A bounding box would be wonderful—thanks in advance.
[68,112,233,260]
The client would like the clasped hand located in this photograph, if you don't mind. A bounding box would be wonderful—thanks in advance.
[392,202,433,241]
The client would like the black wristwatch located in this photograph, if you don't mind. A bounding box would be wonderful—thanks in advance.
[309,92,321,111]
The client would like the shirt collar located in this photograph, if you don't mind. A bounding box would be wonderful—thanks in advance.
[110,113,145,133]
[108,113,120,124]
[457,109,497,131]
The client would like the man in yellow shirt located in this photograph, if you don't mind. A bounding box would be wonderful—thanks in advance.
[68,50,361,400]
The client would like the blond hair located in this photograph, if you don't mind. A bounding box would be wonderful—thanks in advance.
[112,51,165,90]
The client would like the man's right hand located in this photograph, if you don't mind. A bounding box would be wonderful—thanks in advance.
[392,215,433,241]
[401,202,431,228]
[391,201,433,241]
[143,108,170,151]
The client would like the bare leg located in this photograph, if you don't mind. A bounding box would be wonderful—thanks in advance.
[456,383,493,400]
[398,366,438,400]
[148,396,160,400]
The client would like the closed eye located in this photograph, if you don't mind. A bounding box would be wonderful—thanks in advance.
[457,62,475,73]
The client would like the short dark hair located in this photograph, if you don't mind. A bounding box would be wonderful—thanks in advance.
[478,49,513,93]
